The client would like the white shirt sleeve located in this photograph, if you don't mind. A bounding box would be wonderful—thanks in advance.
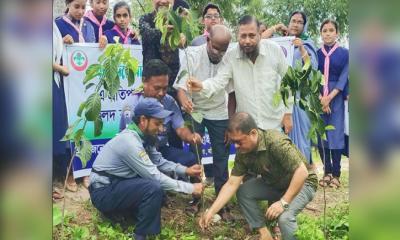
[201,54,233,98]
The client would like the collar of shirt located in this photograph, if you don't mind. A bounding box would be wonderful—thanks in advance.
[256,129,268,152]
[235,42,268,59]
[137,90,168,106]
[127,122,144,139]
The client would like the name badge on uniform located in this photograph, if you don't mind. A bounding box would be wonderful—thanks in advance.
[139,150,151,164]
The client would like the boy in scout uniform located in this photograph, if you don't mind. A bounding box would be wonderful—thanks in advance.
[199,112,317,240]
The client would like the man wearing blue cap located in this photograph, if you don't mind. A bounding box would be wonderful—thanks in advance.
[89,97,204,240]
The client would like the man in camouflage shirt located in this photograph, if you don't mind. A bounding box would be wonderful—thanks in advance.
[199,112,317,240]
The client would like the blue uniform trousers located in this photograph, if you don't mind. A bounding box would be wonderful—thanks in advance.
[89,177,163,236]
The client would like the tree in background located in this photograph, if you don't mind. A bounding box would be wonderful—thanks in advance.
[53,0,347,41]
[186,0,348,41]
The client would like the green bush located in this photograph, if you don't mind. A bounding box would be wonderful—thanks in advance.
[295,202,349,240]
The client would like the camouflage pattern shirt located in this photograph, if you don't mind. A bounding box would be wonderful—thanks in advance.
[231,129,318,191]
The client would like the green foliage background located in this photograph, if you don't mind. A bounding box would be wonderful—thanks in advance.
[129,0,348,41]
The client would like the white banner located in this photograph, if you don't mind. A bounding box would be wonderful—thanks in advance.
[63,43,143,178]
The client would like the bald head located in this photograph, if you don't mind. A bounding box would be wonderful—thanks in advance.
[209,24,231,44]
[228,112,257,134]
[206,25,231,64]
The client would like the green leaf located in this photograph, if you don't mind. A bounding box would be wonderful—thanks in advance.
[286,67,295,80]
[161,25,168,44]
[127,68,135,87]
[85,83,96,92]
[104,62,119,95]
[77,101,86,117]
[172,30,180,49]
[191,112,203,124]
[74,128,85,148]
[176,69,188,84]
[98,44,115,63]
[272,91,282,107]
[53,205,62,226]
[128,58,139,73]
[122,48,131,61]
[168,34,173,49]
[321,133,327,141]
[77,138,93,168]
[299,99,307,109]
[83,64,101,84]
[109,75,121,97]
[94,117,103,137]
[302,55,311,71]
[85,93,101,121]
[325,125,336,131]
[169,9,182,32]
[61,118,82,141]
[183,119,192,129]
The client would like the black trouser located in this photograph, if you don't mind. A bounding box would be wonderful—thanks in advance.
[89,177,163,235]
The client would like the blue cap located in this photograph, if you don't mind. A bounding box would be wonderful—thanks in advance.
[134,97,173,119]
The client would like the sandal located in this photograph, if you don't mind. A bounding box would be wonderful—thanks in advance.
[329,177,341,189]
[319,174,332,187]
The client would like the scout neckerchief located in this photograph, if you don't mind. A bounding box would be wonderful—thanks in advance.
[321,42,339,96]
[127,122,144,139]
[112,25,132,44]
[85,10,107,40]
[62,15,85,43]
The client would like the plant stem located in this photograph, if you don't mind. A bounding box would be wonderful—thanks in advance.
[183,47,206,212]
[60,149,77,239]
[320,142,328,239]
[134,0,146,14]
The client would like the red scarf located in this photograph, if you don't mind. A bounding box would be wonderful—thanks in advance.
[112,25,132,44]
[321,42,339,96]
[62,15,85,43]
[85,10,107,40]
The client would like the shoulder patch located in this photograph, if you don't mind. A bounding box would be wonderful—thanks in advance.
[139,150,151,163]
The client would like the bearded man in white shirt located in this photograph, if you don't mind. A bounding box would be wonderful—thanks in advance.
[187,15,293,134]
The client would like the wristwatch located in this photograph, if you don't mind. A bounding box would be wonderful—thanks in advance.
[280,198,289,210]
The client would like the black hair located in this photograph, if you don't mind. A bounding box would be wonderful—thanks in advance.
[289,11,307,26]
[64,0,74,13]
[142,59,170,82]
[238,15,260,29]
[173,0,190,12]
[133,115,140,124]
[320,19,339,33]
[228,112,258,134]
[113,1,131,17]
[202,3,221,18]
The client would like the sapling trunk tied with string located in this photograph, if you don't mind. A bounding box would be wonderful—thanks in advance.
[155,5,209,214]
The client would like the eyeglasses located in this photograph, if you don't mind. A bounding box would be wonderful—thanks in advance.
[204,14,220,19]
[290,19,304,25]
